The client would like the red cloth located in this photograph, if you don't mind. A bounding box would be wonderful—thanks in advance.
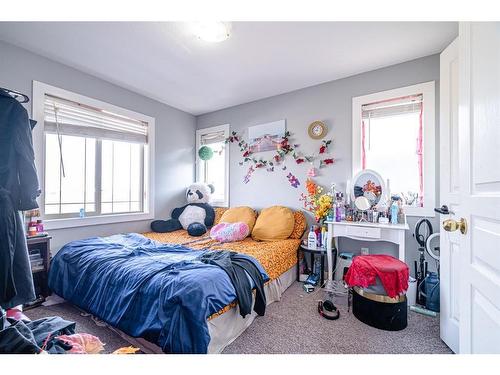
[344,255,409,298]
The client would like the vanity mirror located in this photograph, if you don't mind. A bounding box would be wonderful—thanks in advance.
[351,169,386,209]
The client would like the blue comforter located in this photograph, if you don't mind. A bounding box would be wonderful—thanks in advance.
[48,233,268,353]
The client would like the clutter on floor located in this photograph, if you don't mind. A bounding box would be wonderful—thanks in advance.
[0,306,134,354]
[25,301,143,353]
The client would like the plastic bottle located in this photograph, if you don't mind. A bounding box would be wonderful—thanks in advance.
[307,226,317,249]
[326,207,334,222]
[315,226,322,248]
[335,199,341,222]
[339,193,346,221]
[390,201,399,224]
[36,219,44,233]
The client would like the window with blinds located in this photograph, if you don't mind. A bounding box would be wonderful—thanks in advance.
[196,125,230,206]
[44,95,148,143]
[361,93,425,207]
[42,93,151,219]
[362,94,423,119]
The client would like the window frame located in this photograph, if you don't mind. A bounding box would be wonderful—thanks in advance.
[195,124,230,207]
[352,81,436,217]
[32,81,155,229]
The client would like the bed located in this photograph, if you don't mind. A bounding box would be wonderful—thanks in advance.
[48,208,306,354]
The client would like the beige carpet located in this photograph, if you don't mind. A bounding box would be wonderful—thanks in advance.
[223,282,452,354]
[25,282,452,354]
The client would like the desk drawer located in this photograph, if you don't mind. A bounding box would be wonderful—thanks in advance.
[345,226,381,239]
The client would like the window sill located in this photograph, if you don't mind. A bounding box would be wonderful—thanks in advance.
[43,212,154,230]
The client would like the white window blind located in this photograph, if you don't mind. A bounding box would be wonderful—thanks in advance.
[200,130,226,145]
[44,95,148,143]
[362,94,423,119]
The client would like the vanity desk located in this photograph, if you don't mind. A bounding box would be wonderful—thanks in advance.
[325,220,409,274]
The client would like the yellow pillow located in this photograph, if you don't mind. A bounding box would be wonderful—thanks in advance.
[219,206,257,233]
[252,206,295,241]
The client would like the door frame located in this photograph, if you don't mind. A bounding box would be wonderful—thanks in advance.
[439,37,460,353]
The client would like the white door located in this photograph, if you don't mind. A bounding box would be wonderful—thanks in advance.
[456,22,500,354]
[439,38,460,353]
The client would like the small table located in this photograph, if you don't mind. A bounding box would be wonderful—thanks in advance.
[297,244,336,286]
[26,235,52,302]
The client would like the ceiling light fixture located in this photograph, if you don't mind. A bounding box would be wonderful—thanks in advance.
[189,21,231,43]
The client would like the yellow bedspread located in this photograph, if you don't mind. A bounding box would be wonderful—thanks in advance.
[143,230,300,281]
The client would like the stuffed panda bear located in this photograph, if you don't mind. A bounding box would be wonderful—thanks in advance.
[151,183,215,236]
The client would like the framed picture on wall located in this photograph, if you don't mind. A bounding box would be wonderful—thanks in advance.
[248,119,286,153]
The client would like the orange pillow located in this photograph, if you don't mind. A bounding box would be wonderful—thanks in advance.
[219,206,257,233]
[252,206,295,241]
[289,211,307,239]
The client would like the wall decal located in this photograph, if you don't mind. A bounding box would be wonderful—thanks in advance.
[227,127,335,188]
[243,166,255,184]
[226,130,299,170]
[287,173,300,188]
[295,139,334,167]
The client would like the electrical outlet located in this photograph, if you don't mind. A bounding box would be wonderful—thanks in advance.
[361,247,369,255]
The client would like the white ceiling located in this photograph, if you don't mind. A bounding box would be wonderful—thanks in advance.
[0,22,457,115]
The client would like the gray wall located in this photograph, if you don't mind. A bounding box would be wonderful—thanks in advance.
[0,40,196,252]
[197,54,441,275]
[0,38,441,273]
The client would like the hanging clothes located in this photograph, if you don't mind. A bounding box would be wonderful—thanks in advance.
[0,90,40,310]
[0,89,40,210]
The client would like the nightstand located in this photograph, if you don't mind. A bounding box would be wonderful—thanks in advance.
[26,235,52,303]
[297,244,336,286]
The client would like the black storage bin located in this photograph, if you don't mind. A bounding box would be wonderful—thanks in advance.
[352,287,407,331]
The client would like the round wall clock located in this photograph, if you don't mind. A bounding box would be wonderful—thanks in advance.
[308,121,327,139]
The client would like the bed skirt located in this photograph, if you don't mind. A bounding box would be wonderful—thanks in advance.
[112,266,296,354]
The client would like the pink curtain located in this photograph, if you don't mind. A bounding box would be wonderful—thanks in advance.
[417,103,424,206]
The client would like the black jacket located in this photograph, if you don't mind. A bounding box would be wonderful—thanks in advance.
[0,89,40,211]
[201,251,266,318]
[0,90,38,310]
